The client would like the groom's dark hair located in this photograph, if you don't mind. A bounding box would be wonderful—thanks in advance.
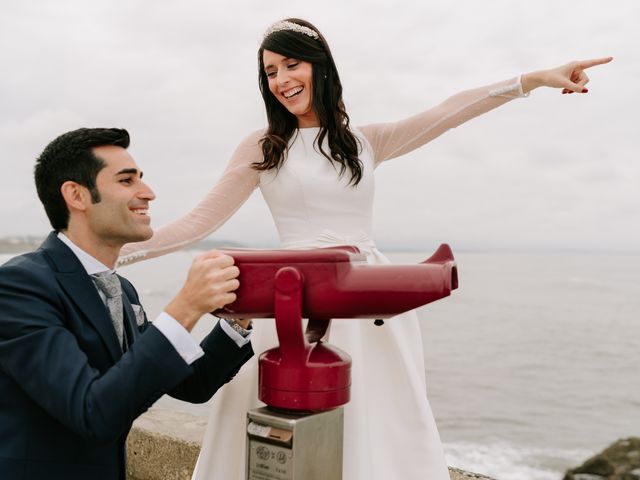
[34,128,130,230]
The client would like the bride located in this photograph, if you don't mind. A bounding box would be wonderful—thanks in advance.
[119,18,611,480]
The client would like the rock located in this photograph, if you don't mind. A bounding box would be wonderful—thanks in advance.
[126,407,207,480]
[448,466,497,479]
[571,475,609,480]
[564,438,640,480]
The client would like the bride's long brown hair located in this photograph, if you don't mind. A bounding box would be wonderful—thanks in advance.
[253,18,363,186]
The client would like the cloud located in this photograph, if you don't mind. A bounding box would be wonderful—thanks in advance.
[1,0,638,251]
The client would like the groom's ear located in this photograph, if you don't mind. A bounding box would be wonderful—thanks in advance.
[60,181,91,213]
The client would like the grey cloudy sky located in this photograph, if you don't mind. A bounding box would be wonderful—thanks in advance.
[1,0,637,252]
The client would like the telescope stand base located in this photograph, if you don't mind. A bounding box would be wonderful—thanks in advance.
[246,407,343,480]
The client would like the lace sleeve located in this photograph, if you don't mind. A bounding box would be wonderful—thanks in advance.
[117,130,263,266]
[359,76,528,166]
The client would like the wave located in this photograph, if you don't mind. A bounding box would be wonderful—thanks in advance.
[444,441,593,480]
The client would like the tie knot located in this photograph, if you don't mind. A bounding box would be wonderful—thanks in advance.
[92,273,122,298]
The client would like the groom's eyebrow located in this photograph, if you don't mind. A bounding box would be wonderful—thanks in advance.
[115,168,143,178]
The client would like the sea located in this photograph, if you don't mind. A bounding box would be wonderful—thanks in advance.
[2,249,639,480]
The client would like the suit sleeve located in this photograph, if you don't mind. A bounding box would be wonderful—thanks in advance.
[168,321,253,403]
[119,278,254,404]
[0,265,247,442]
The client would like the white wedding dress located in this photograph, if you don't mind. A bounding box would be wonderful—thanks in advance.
[119,77,527,480]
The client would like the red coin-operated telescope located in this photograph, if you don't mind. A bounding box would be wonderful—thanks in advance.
[215,244,458,480]
[216,244,458,412]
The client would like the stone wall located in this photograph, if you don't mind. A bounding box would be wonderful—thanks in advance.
[126,405,495,480]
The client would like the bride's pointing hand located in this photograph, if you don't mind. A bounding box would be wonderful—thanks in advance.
[521,56,613,95]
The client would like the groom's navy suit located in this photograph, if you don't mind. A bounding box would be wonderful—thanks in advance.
[0,233,253,480]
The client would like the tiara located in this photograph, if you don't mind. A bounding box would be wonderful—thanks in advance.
[263,21,320,40]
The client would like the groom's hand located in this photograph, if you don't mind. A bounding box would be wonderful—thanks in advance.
[165,250,240,332]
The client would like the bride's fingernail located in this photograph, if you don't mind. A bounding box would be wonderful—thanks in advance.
[582,88,589,93]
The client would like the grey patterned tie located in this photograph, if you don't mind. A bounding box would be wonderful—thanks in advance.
[92,273,125,350]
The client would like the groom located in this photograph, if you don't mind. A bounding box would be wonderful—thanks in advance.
[0,128,253,480]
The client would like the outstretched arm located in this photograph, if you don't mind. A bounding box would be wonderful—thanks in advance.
[360,57,612,165]
[118,130,264,266]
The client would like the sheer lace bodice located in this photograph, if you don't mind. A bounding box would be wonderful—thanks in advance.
[118,76,526,264]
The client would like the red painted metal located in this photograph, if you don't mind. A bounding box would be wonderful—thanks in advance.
[215,244,458,412]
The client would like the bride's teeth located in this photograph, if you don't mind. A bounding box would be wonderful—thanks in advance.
[284,87,303,98]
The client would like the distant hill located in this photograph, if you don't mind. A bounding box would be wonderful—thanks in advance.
[0,236,251,254]
[0,236,44,253]
[193,238,249,250]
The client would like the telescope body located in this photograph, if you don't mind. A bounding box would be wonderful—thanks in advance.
[215,244,458,411]
[217,245,457,320]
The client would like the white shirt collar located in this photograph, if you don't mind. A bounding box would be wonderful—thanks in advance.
[57,232,115,276]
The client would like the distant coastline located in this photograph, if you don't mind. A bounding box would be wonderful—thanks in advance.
[0,235,248,254]
[0,236,44,253]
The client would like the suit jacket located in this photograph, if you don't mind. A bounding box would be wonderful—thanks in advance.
[0,233,253,480]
